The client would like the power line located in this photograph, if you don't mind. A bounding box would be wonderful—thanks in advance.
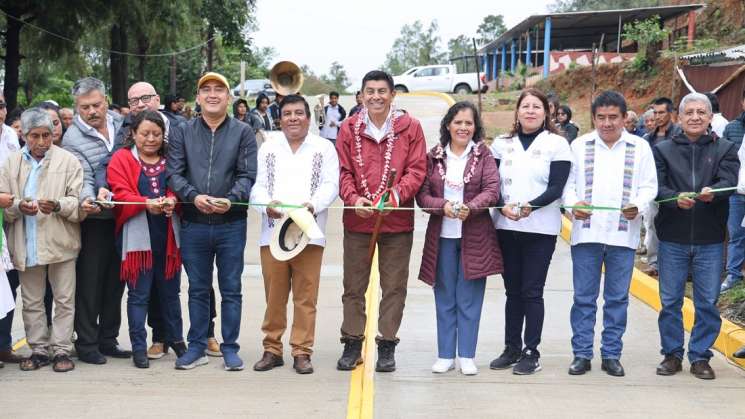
[0,9,214,57]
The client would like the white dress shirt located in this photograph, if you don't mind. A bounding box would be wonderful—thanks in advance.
[441,142,473,239]
[0,124,20,167]
[76,114,116,151]
[490,131,572,235]
[563,130,658,249]
[320,105,342,140]
[364,108,393,143]
[250,132,340,247]
[711,113,728,138]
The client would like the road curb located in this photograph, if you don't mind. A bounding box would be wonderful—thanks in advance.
[560,216,745,368]
[399,92,456,107]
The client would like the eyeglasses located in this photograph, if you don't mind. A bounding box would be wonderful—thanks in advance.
[127,94,157,106]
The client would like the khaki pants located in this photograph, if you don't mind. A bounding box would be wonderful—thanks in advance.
[260,245,323,356]
[21,259,76,356]
[341,230,413,341]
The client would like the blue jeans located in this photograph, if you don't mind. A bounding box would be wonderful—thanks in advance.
[126,252,183,353]
[434,238,486,359]
[658,240,723,363]
[570,243,635,360]
[181,218,246,355]
[726,194,745,279]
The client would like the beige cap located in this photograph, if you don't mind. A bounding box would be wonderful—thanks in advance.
[197,72,231,92]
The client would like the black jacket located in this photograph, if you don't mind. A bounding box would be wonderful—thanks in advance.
[644,123,682,147]
[166,116,257,224]
[653,133,740,245]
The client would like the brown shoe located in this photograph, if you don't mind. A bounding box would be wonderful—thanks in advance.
[690,360,716,380]
[253,351,284,371]
[656,355,682,376]
[147,343,167,360]
[0,349,24,364]
[206,337,222,357]
[642,266,658,276]
[293,354,314,374]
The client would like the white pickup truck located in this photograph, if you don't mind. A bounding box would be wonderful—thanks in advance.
[392,64,487,94]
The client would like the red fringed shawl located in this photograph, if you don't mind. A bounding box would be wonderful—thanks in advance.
[107,148,181,285]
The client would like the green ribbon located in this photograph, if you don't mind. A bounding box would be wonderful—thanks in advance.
[94,186,741,213]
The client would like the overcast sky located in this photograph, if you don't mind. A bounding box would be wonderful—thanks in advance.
[252,1,554,89]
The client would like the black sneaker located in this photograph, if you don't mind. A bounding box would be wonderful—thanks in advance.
[375,340,397,372]
[513,349,541,375]
[489,346,521,370]
[133,351,149,369]
[337,338,363,371]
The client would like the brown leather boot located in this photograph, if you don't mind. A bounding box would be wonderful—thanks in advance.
[0,350,23,364]
[252,351,284,371]
[293,354,314,374]
[655,354,682,376]
[690,360,716,380]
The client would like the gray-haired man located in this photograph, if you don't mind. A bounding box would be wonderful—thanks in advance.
[62,77,130,364]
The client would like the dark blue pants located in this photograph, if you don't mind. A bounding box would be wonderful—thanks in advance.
[434,238,486,358]
[498,230,557,353]
[570,243,635,360]
[150,285,216,342]
[181,218,246,355]
[126,252,184,353]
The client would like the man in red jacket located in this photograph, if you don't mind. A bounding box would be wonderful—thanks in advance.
[335,70,427,372]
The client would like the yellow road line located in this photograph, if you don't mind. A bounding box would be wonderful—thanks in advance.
[561,217,745,368]
[399,91,456,107]
[12,337,26,351]
[347,249,380,419]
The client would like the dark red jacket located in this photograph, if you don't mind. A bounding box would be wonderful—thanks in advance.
[336,110,427,233]
[416,142,503,286]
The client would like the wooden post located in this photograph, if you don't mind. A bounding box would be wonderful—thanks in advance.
[472,38,483,114]
[240,61,246,98]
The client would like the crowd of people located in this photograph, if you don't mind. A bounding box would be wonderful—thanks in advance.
[0,67,743,383]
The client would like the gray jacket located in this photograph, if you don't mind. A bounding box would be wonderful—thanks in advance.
[62,110,124,216]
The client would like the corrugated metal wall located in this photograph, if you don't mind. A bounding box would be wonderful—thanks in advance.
[679,63,745,120]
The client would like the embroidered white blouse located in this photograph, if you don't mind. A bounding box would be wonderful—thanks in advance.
[490,130,572,235]
[441,141,474,239]
[563,130,658,249]
[250,132,340,247]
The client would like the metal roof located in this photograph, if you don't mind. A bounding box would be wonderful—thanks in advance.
[682,44,745,65]
[478,4,705,54]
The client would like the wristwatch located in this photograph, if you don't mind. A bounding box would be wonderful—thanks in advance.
[53,200,61,213]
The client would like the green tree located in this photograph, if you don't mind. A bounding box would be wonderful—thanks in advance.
[448,34,474,73]
[299,64,335,96]
[383,20,446,75]
[0,0,104,110]
[623,15,669,70]
[321,61,350,93]
[476,15,507,46]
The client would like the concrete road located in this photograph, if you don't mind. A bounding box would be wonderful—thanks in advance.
[3,94,744,419]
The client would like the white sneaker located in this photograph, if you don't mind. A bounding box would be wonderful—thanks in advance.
[459,357,478,375]
[431,358,455,373]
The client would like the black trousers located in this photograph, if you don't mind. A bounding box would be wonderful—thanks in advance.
[149,286,217,342]
[74,218,124,355]
[498,230,557,353]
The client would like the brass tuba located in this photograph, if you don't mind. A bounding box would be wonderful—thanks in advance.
[269,61,304,129]
[269,61,304,96]
[314,95,325,128]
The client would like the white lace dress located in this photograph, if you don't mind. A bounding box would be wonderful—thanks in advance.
[0,229,15,320]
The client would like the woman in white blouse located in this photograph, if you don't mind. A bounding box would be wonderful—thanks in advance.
[489,88,572,375]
